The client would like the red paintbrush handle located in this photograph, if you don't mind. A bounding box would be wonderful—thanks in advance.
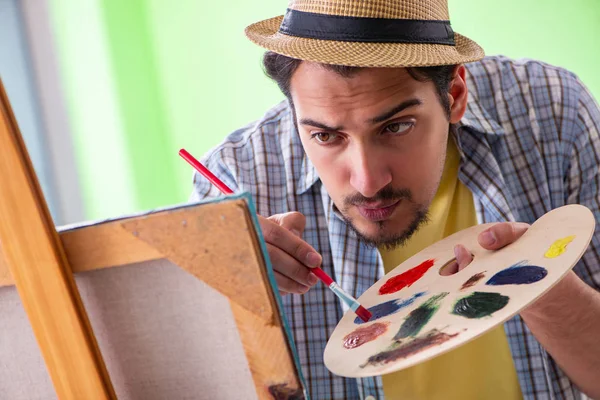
[179,149,234,195]
[311,267,334,286]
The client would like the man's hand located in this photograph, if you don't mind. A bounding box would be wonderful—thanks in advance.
[258,212,322,296]
[441,222,530,275]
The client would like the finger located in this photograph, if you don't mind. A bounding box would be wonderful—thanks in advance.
[454,244,473,271]
[269,212,307,237]
[479,222,530,250]
[260,217,322,268]
[267,243,319,287]
[274,271,311,295]
[440,259,458,276]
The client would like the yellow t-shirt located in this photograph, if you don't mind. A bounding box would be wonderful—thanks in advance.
[378,137,522,400]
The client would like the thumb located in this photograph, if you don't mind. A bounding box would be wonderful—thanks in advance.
[478,222,530,250]
[268,212,307,237]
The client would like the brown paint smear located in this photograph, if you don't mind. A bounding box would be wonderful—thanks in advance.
[268,383,305,400]
[460,271,486,290]
[343,321,390,349]
[361,329,458,368]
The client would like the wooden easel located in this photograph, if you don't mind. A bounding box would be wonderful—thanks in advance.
[0,79,305,399]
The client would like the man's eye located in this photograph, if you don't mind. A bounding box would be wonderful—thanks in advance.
[311,132,338,143]
[385,122,413,134]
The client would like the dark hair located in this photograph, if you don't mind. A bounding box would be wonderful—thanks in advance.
[262,51,456,118]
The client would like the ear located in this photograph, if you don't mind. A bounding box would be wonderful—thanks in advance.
[448,65,468,124]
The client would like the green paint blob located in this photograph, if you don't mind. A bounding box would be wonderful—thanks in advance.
[394,293,448,339]
[452,291,509,319]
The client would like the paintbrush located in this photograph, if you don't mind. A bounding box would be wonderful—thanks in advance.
[179,148,372,323]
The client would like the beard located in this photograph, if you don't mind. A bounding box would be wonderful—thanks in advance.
[338,185,430,250]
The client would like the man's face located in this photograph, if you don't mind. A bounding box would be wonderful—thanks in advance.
[290,63,466,248]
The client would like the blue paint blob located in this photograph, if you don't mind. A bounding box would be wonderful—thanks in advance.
[354,292,426,324]
[486,260,548,286]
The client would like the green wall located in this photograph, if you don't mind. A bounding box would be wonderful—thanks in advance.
[49,0,600,221]
[450,0,600,99]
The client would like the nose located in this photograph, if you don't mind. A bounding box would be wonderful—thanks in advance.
[348,146,392,198]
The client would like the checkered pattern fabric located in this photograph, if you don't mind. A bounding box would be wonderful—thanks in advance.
[289,0,450,20]
[191,56,600,400]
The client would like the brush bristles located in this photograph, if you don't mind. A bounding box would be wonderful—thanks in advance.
[355,305,372,322]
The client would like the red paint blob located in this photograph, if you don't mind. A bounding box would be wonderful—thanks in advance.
[379,259,436,295]
[343,322,390,349]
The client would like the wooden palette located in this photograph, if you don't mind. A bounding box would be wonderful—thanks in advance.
[323,204,595,378]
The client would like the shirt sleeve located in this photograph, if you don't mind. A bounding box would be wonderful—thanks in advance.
[565,77,600,290]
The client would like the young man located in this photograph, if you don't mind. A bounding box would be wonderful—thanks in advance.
[191,0,600,398]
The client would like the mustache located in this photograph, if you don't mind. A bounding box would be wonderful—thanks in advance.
[343,186,413,207]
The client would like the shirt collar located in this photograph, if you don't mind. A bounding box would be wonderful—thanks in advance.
[458,83,505,137]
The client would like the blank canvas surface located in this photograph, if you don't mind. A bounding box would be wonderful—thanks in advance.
[76,259,258,400]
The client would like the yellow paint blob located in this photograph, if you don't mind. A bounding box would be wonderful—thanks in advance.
[544,235,576,258]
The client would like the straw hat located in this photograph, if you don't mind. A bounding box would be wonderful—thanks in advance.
[245,0,484,68]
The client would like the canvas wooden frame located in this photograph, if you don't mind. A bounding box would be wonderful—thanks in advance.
[0,79,305,399]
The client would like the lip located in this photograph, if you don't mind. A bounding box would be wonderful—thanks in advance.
[357,200,401,222]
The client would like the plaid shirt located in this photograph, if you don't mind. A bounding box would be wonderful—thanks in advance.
[191,56,600,400]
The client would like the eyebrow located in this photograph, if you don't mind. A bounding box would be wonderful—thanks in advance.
[368,98,423,124]
[299,118,344,132]
[298,98,423,131]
